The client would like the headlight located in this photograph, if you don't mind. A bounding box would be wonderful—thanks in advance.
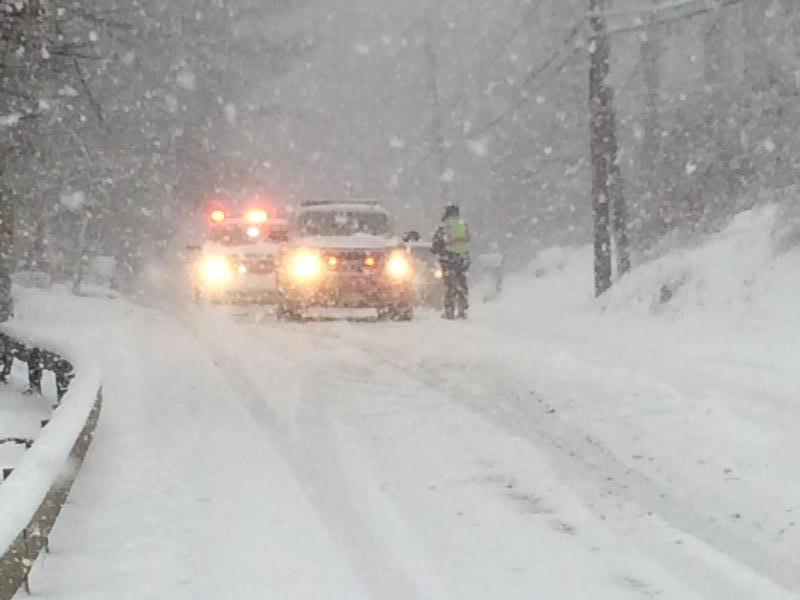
[289,250,322,282]
[201,256,232,286]
[245,208,269,224]
[434,268,443,279]
[386,252,412,280]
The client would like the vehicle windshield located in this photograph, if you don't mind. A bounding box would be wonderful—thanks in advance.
[296,210,391,237]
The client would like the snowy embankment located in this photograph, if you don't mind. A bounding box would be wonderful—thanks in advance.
[0,324,101,598]
[484,202,800,587]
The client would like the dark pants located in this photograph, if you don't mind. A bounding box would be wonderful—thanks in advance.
[441,255,469,318]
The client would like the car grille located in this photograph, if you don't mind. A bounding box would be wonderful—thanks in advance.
[236,256,276,275]
[327,251,385,273]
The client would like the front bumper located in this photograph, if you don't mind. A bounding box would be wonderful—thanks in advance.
[279,273,412,308]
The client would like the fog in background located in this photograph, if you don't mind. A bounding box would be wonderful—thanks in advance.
[2,0,798,288]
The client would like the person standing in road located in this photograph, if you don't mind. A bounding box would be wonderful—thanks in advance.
[431,203,471,320]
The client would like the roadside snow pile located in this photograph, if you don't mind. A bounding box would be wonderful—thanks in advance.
[505,245,594,311]
[511,203,800,335]
[605,204,800,325]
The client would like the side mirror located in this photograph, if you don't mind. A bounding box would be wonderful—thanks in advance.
[402,231,420,243]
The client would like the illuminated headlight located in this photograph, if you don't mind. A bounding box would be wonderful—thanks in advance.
[434,268,443,279]
[386,252,412,280]
[246,225,261,239]
[201,256,232,286]
[289,250,322,282]
[245,209,269,224]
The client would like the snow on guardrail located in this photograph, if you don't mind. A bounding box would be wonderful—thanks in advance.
[0,324,102,599]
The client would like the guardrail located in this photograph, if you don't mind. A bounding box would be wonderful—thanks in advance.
[0,328,102,600]
[0,335,75,403]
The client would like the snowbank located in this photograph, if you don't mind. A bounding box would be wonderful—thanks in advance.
[507,202,800,340]
[604,204,800,322]
[0,325,101,561]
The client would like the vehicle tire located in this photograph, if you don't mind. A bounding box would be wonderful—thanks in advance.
[276,298,303,321]
[379,304,413,322]
[394,304,414,321]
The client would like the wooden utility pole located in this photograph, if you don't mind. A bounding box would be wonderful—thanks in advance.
[588,0,613,296]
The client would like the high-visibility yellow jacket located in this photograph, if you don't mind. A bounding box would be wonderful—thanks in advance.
[443,217,470,255]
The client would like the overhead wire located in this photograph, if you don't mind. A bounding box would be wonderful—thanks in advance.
[465,0,752,137]
[462,22,585,139]
[446,1,541,119]
[402,0,750,174]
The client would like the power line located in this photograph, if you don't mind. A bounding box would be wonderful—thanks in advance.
[401,21,585,172]
[587,0,710,20]
[447,1,541,119]
[464,23,585,139]
[469,0,750,136]
[603,0,749,37]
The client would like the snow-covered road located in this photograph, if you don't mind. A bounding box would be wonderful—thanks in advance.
[9,278,798,600]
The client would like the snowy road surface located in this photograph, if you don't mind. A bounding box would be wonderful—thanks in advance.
[10,283,800,600]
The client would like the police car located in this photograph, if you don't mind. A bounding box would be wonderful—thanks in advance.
[193,204,288,304]
[276,201,414,320]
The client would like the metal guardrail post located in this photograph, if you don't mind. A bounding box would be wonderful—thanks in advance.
[0,333,102,600]
[27,348,43,395]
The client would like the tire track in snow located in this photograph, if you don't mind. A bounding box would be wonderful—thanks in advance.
[310,319,800,600]
[180,305,444,600]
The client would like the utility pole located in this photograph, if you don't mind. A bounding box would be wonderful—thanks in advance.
[423,14,450,218]
[588,0,613,296]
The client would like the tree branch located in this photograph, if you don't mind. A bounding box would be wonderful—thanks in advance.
[72,56,106,126]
